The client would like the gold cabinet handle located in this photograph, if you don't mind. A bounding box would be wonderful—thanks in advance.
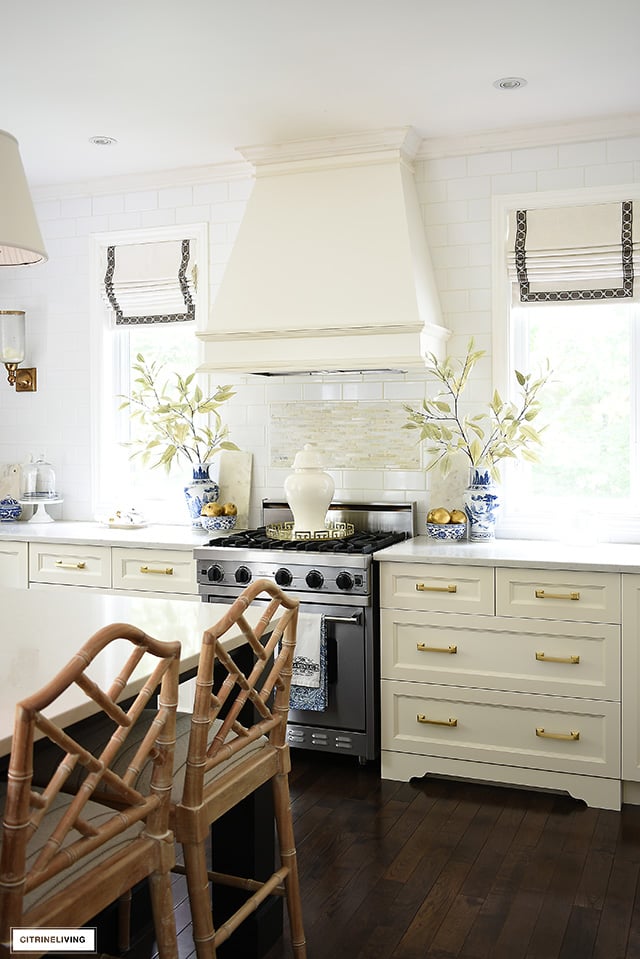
[55,560,86,570]
[417,642,458,654]
[535,589,580,601]
[536,651,580,665]
[535,727,580,741]
[416,583,457,593]
[417,714,458,727]
[139,565,174,576]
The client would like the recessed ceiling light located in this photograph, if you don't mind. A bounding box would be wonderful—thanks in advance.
[493,77,527,91]
[89,135,118,146]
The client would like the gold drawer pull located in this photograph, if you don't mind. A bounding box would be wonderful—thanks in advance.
[416,583,457,593]
[55,560,86,570]
[535,589,580,601]
[139,565,174,576]
[417,714,458,727]
[417,643,458,654]
[536,727,580,741]
[536,651,580,665]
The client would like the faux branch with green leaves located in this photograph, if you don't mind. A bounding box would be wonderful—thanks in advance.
[404,340,551,480]
[119,354,238,472]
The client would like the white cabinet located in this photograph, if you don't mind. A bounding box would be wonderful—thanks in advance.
[380,561,622,810]
[111,546,198,596]
[380,562,494,615]
[622,575,640,786]
[0,540,28,588]
[27,542,198,598]
[29,542,112,588]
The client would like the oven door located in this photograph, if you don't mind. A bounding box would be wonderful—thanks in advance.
[287,604,367,732]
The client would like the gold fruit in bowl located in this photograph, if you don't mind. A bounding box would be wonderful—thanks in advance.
[450,509,466,524]
[222,502,237,516]
[201,502,224,517]
[428,507,451,524]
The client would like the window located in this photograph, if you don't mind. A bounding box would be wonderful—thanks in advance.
[90,224,209,523]
[493,188,640,543]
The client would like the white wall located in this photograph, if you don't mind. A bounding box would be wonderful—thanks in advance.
[1,129,640,528]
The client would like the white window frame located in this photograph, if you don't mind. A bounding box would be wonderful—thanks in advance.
[492,184,640,542]
[89,223,209,519]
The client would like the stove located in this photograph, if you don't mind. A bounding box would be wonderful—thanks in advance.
[194,500,416,762]
[195,501,414,604]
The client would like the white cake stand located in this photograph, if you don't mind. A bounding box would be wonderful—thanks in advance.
[19,497,63,523]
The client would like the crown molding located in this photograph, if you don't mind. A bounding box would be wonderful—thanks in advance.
[238,126,422,168]
[31,159,251,201]
[30,113,640,201]
[417,112,640,159]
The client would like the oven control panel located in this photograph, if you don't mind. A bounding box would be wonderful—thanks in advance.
[197,560,369,596]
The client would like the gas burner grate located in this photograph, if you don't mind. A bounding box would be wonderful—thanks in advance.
[207,527,408,554]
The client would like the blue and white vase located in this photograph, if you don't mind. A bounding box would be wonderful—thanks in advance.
[184,464,219,529]
[463,465,500,542]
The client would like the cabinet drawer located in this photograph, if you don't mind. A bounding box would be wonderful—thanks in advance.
[381,680,620,778]
[111,547,197,595]
[380,609,620,700]
[496,567,620,624]
[29,542,111,588]
[0,540,28,588]
[380,562,494,615]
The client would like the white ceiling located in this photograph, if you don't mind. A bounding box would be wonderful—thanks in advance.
[5,0,640,187]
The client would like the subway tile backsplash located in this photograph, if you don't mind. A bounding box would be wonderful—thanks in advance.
[0,130,639,529]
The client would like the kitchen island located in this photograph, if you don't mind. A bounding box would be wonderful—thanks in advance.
[0,585,254,756]
[375,536,640,810]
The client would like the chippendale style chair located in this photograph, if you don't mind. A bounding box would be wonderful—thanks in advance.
[0,623,181,959]
[173,578,306,959]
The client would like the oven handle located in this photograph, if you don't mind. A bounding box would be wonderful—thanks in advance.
[322,612,362,625]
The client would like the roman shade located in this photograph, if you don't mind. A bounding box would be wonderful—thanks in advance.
[103,238,195,324]
[507,200,637,304]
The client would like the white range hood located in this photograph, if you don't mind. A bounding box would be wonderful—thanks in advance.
[198,127,449,375]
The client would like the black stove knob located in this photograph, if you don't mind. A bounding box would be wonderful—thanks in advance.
[336,571,354,591]
[275,567,293,588]
[306,569,324,589]
[207,564,224,583]
[235,565,252,585]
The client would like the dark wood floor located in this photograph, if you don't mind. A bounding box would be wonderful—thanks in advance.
[133,750,640,959]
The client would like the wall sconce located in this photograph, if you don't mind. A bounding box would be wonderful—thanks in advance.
[0,310,36,391]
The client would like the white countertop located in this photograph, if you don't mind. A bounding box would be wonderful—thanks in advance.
[0,521,218,550]
[0,588,256,756]
[375,536,640,573]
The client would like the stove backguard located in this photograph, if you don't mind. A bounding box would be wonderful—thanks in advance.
[261,499,417,539]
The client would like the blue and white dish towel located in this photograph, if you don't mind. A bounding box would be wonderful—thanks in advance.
[289,613,328,712]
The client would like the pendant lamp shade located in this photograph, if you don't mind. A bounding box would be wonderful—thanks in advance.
[0,130,47,266]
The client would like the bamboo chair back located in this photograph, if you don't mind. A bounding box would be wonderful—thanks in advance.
[181,578,299,813]
[0,623,181,959]
[175,578,307,958]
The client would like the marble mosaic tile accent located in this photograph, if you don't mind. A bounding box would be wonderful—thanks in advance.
[269,401,422,470]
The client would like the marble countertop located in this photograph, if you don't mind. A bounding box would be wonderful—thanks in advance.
[0,521,226,550]
[374,536,640,573]
[0,588,261,756]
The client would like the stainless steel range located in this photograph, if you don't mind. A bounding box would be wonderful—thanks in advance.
[194,500,415,763]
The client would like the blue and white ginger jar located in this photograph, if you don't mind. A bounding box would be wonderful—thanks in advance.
[463,465,500,542]
[184,464,219,529]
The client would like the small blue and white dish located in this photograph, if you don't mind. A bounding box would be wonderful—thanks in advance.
[201,514,237,533]
[426,521,467,541]
[0,497,22,522]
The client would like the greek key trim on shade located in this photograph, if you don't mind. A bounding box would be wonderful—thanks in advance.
[104,238,195,324]
[511,200,634,303]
